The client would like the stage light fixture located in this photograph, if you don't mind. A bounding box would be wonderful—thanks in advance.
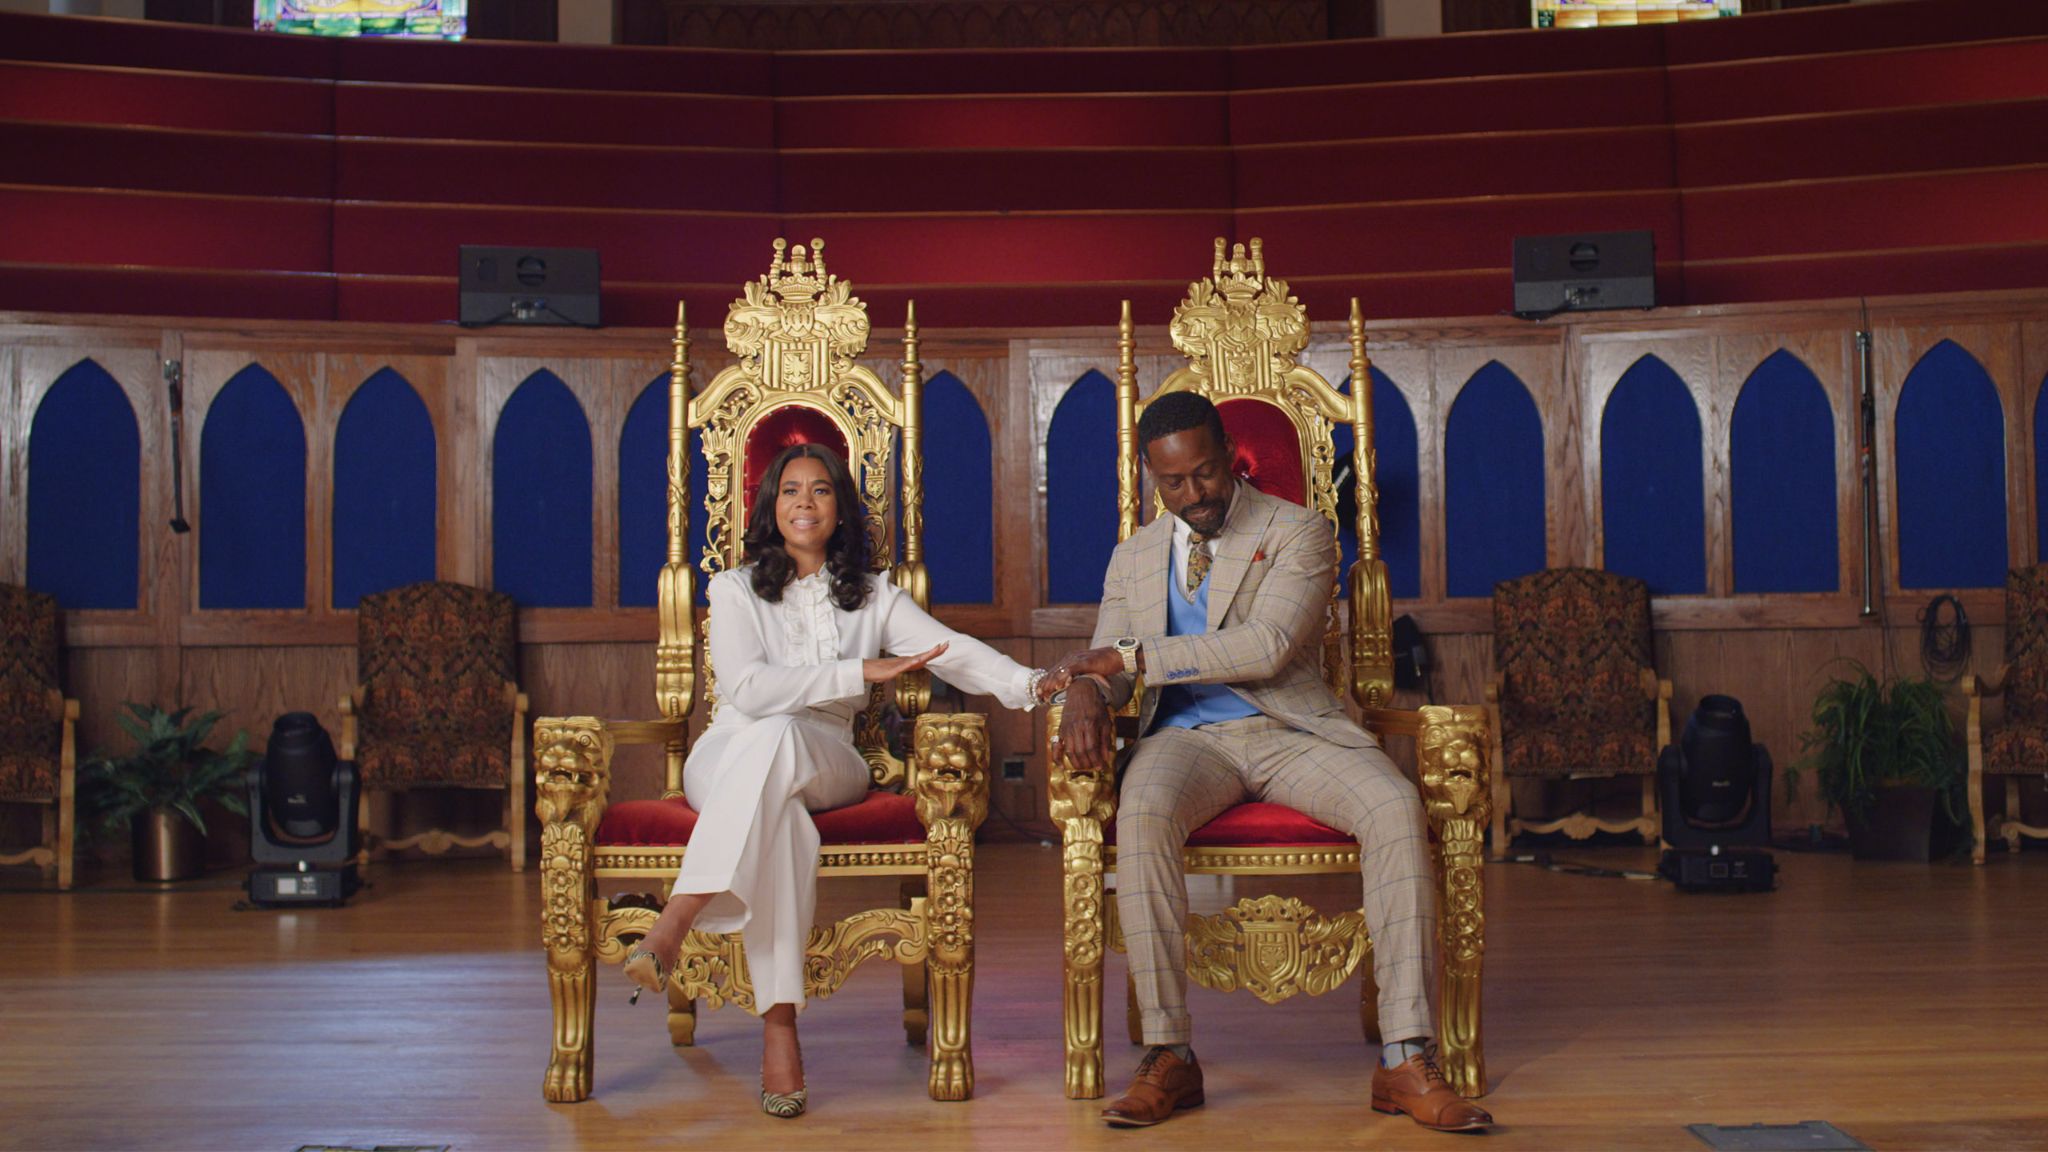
[245,712,361,907]
[1657,694,1776,891]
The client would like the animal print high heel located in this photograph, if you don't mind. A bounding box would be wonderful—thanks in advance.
[760,1084,808,1118]
[622,945,668,1005]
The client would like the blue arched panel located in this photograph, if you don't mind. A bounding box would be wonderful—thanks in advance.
[1444,362,1545,598]
[27,360,140,610]
[1601,356,1706,595]
[2035,373,2048,563]
[619,376,708,607]
[200,364,306,609]
[333,368,436,608]
[1897,340,2006,588]
[924,372,994,604]
[1731,351,1837,593]
[1046,370,1118,604]
[493,370,592,607]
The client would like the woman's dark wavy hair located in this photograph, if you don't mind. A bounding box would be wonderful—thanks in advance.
[743,441,872,611]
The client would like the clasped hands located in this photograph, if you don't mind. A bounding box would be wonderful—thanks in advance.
[863,643,1127,769]
[1039,645,1129,772]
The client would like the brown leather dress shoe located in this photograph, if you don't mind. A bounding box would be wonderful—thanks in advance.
[1101,1046,1205,1128]
[1371,1053,1492,1132]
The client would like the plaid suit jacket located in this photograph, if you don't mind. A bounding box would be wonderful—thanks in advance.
[1086,481,1376,751]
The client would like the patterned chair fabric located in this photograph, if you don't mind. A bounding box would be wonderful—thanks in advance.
[0,583,62,803]
[1492,568,1658,779]
[354,581,517,789]
[1983,563,2048,775]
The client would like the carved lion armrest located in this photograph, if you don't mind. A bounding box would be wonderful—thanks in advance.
[910,712,991,834]
[1045,700,1119,835]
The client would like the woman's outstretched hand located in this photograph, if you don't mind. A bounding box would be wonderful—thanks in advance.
[864,642,947,683]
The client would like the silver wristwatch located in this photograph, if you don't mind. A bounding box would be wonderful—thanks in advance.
[1113,636,1141,677]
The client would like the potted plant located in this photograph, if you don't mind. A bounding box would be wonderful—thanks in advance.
[1790,663,1963,861]
[80,704,256,882]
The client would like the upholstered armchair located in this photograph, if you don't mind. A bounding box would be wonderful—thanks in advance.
[1048,240,1491,1102]
[1964,563,2048,863]
[340,580,527,870]
[533,240,993,1104]
[1486,567,1669,853]
[0,583,78,890]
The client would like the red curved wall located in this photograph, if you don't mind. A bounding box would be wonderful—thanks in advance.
[2,0,2046,327]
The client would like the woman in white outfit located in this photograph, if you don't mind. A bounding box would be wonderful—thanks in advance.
[623,442,1060,1118]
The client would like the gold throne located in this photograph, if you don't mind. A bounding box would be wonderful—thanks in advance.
[1048,239,1492,1101]
[533,239,992,1104]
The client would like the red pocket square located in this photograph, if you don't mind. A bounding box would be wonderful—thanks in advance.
[1252,549,1267,563]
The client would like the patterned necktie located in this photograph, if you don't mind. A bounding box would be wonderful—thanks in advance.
[1184,533,1214,599]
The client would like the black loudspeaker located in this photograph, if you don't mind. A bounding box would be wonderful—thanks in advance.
[1512,230,1655,318]
[459,245,601,328]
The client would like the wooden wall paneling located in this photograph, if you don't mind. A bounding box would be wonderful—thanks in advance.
[1,340,17,586]
[445,339,480,584]
[2025,318,2048,570]
[1871,320,2023,598]
[1574,328,1715,580]
[181,645,355,751]
[523,639,658,795]
[1996,322,2035,572]
[64,646,161,757]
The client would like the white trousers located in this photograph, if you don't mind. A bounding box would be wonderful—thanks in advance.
[676,711,872,1011]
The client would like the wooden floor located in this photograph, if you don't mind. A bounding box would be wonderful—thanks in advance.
[3,843,2046,1151]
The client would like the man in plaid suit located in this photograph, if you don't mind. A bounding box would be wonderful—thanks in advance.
[1052,391,1490,1132]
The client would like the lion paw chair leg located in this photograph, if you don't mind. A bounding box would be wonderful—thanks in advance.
[543,961,596,1103]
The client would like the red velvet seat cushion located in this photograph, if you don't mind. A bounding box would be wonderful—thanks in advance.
[597,788,926,848]
[1103,801,1352,848]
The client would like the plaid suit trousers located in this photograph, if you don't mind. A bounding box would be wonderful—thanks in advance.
[1115,714,1437,1047]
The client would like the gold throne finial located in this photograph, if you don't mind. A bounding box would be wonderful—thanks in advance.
[726,236,868,372]
[1171,236,1308,391]
[1211,237,1269,303]
[762,236,833,305]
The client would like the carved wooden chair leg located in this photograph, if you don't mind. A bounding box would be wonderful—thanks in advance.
[508,774,528,872]
[358,789,375,872]
[543,915,597,1103]
[1358,953,1382,1044]
[1061,874,1107,1098]
[1968,757,1986,864]
[2004,778,2024,854]
[912,713,988,1101]
[901,879,930,1046]
[1489,772,1511,860]
[1639,775,1660,846]
[1125,966,1144,1046]
[665,979,697,1047]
